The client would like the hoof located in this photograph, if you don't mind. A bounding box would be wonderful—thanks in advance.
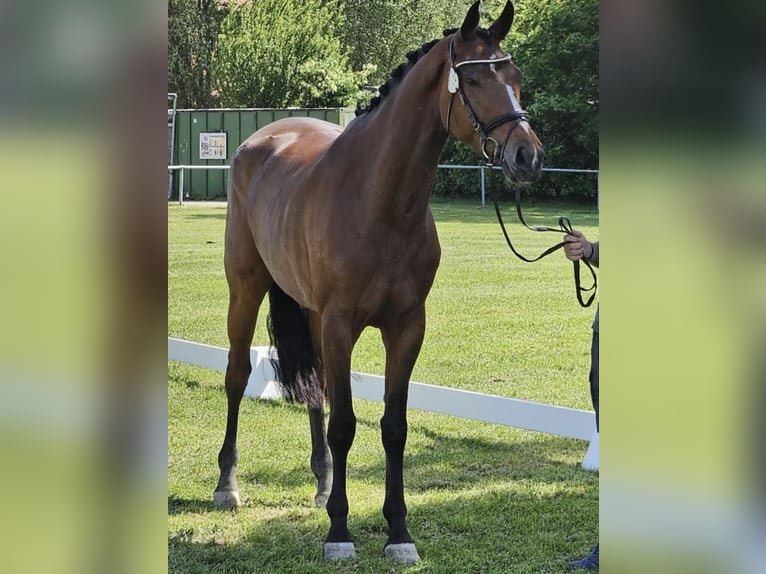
[324,542,356,561]
[384,543,421,564]
[213,490,241,508]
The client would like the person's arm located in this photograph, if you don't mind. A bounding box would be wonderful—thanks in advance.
[563,231,598,268]
[586,241,598,268]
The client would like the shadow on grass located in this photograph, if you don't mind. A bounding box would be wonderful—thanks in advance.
[169,389,597,572]
[173,404,594,511]
[172,398,593,506]
[168,483,597,574]
[168,494,220,516]
[185,212,227,220]
[242,400,590,489]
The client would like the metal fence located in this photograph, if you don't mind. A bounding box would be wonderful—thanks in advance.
[168,164,599,207]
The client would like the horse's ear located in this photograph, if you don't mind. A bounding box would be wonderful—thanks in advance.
[460,1,481,41]
[489,1,515,41]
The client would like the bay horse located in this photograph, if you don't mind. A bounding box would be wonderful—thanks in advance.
[214,0,543,563]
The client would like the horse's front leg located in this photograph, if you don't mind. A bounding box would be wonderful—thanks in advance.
[378,305,426,564]
[320,313,357,560]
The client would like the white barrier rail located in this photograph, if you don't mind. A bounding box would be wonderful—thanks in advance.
[168,337,598,469]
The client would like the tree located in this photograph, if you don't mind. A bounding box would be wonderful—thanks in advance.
[511,0,599,172]
[212,0,371,108]
[168,0,224,108]
[339,0,466,86]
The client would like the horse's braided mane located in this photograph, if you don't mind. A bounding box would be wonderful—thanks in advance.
[355,27,495,117]
[355,28,449,117]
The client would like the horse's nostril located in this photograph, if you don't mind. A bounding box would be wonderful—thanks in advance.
[515,146,528,167]
[516,145,535,169]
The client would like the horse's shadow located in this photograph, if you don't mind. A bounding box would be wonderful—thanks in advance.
[168,476,597,574]
[349,423,591,491]
[169,395,597,573]
[170,399,594,516]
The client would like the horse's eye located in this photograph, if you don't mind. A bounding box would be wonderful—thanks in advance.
[465,77,479,87]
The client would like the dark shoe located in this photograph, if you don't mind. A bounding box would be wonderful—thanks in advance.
[567,544,599,569]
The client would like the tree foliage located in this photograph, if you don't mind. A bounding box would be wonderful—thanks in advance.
[511,0,598,170]
[212,0,370,108]
[338,0,465,86]
[168,0,224,108]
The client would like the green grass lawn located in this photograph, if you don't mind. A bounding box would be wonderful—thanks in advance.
[169,199,599,573]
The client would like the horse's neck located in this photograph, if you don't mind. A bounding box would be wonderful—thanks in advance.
[344,48,449,222]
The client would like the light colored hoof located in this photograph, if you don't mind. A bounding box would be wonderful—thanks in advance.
[323,542,356,561]
[384,543,421,564]
[213,490,241,508]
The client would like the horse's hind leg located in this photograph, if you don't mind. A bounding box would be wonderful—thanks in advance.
[308,311,333,508]
[214,236,272,508]
[308,404,332,507]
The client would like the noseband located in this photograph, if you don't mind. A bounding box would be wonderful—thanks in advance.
[446,36,530,166]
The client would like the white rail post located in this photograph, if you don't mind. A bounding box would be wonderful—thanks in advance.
[178,168,184,206]
[480,166,486,207]
[582,429,599,471]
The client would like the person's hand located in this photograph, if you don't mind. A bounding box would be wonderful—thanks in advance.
[563,230,592,262]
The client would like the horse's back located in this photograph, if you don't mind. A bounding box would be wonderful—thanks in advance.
[232,117,342,184]
[228,115,342,221]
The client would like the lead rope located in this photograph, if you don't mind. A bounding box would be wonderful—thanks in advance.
[488,164,598,308]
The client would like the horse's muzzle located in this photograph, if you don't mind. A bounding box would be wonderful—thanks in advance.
[503,142,544,183]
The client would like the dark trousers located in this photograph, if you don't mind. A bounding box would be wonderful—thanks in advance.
[589,330,599,431]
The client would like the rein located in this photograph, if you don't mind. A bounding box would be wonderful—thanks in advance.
[445,35,597,308]
[488,169,598,308]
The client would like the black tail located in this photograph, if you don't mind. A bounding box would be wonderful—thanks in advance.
[266,284,322,407]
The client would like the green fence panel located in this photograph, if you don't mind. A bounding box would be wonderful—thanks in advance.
[221,112,241,198]
[204,111,226,199]
[173,112,192,199]
[171,108,346,200]
[273,110,290,123]
[240,112,258,143]
[255,110,275,129]
[189,111,207,199]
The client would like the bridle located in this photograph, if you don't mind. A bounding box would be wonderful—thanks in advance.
[446,35,597,308]
[445,35,529,165]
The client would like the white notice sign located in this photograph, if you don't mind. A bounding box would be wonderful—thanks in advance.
[199,132,227,160]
